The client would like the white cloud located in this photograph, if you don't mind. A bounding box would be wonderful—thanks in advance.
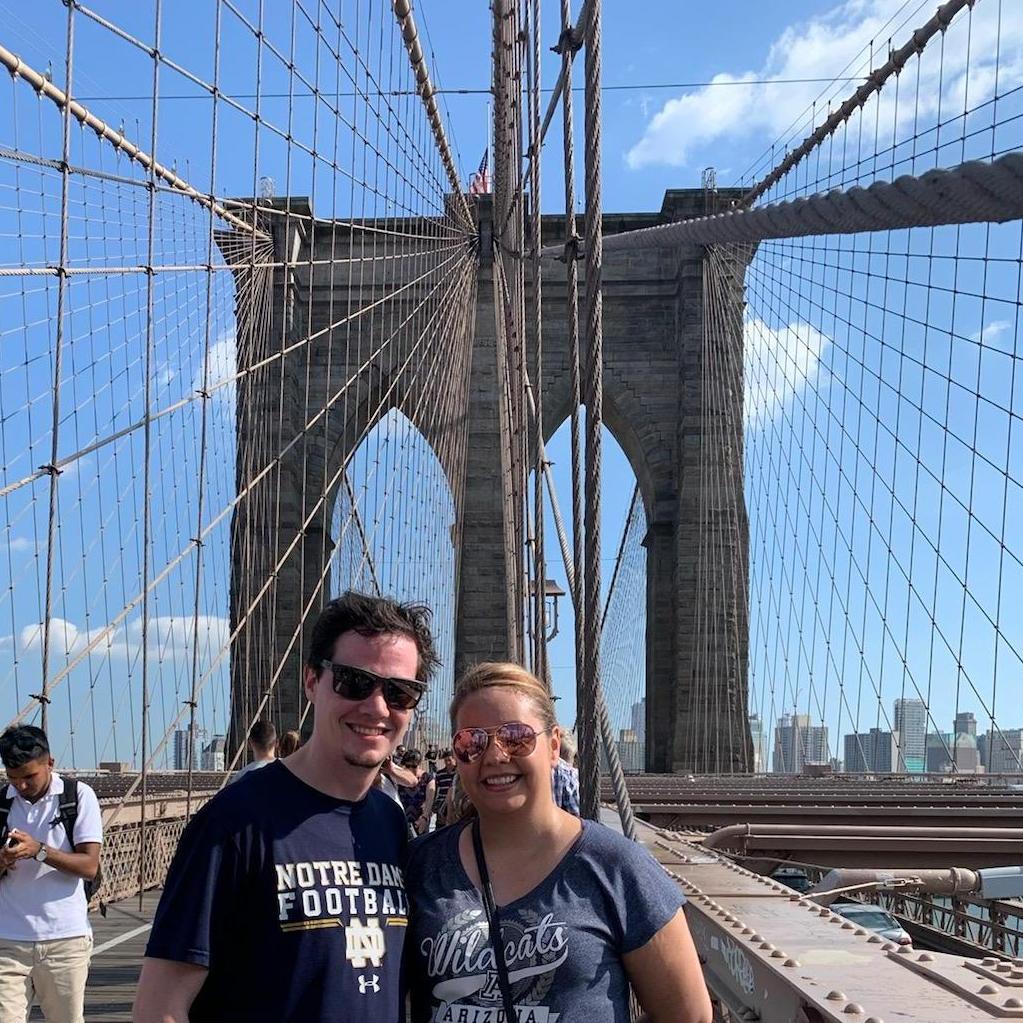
[14,614,230,663]
[626,0,1023,171]
[745,316,829,426]
[117,614,230,659]
[19,617,87,657]
[192,328,236,404]
[5,536,39,556]
[971,320,1012,347]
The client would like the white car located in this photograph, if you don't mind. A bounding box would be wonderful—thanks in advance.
[830,900,913,946]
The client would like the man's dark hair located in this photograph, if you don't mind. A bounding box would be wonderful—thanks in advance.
[0,725,50,769]
[401,749,423,769]
[307,591,440,682]
[248,719,277,751]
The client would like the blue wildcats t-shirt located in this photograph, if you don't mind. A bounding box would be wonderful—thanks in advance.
[146,761,409,1023]
[405,819,685,1023]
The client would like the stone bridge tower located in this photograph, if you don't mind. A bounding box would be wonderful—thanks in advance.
[224,188,751,773]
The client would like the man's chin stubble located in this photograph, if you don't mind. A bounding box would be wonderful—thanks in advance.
[343,752,387,771]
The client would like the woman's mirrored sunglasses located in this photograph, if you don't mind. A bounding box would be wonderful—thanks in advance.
[451,721,550,763]
[319,660,426,711]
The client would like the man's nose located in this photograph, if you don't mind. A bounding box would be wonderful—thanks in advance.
[358,682,390,715]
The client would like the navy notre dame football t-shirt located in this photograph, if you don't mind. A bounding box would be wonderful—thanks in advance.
[146,761,409,1023]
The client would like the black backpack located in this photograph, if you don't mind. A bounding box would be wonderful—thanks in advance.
[0,779,104,913]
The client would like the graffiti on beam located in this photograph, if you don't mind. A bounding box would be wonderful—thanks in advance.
[712,935,756,995]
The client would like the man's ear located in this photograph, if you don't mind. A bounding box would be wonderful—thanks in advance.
[303,665,319,704]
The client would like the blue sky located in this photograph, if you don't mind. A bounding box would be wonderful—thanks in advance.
[1,0,1021,770]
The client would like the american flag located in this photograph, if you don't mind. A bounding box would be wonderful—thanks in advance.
[468,149,490,195]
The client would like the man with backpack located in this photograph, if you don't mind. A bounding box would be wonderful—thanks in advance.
[0,725,103,1023]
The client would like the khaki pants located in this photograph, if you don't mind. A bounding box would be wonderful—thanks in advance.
[0,935,92,1023]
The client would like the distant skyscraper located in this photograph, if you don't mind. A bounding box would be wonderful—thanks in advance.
[986,729,1023,774]
[773,714,829,773]
[173,728,200,771]
[618,729,643,774]
[630,698,646,745]
[201,735,226,772]
[749,713,769,773]
[926,732,954,772]
[928,729,981,773]
[844,728,902,773]
[950,733,981,773]
[954,711,977,737]
[894,698,926,773]
[951,713,981,772]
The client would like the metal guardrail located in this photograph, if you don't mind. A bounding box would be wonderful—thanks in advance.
[869,890,1023,959]
[98,817,188,905]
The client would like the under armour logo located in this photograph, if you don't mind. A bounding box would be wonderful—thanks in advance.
[358,974,380,994]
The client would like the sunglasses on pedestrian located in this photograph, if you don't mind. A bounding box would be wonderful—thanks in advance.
[319,661,426,710]
[451,721,550,763]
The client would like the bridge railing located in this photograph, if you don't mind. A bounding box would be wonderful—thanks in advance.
[98,817,187,906]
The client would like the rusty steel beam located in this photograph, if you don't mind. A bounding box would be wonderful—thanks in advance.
[702,823,1023,870]
[634,820,1023,1022]
[640,802,1023,832]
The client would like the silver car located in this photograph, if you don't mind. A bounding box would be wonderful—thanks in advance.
[830,900,912,946]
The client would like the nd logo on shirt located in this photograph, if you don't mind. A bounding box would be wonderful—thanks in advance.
[275,858,407,987]
[346,917,386,968]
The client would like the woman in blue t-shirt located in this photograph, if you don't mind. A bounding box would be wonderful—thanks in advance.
[405,662,712,1023]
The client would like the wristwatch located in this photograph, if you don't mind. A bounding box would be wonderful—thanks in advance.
[34,845,48,863]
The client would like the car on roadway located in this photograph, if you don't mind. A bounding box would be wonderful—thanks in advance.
[830,900,912,945]
[771,867,812,893]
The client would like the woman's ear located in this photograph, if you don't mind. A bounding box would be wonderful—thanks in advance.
[549,724,562,765]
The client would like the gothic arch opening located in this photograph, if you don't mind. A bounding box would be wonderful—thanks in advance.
[536,416,647,770]
[330,408,457,749]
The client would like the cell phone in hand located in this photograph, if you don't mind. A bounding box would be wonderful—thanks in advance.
[3,835,16,850]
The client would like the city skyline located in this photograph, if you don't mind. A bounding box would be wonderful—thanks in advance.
[762,698,1023,774]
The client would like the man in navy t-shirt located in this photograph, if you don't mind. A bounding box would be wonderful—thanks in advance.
[133,591,440,1023]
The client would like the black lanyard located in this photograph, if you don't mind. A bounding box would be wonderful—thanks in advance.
[471,819,518,1020]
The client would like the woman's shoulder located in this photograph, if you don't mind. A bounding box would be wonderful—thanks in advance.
[577,819,649,859]
[573,821,672,883]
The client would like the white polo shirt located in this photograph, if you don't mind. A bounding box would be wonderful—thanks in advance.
[0,772,103,941]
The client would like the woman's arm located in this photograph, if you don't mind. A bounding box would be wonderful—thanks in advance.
[623,908,712,1023]
[417,778,437,833]
[382,758,418,787]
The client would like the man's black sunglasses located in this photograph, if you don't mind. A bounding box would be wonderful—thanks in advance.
[319,661,426,710]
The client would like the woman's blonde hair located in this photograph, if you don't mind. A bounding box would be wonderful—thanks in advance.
[449,661,557,732]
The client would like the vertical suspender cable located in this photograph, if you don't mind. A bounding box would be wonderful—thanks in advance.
[138,0,164,909]
[493,0,525,661]
[579,0,603,821]
[39,3,77,735]
[528,0,547,684]
[186,0,224,817]
[558,0,587,770]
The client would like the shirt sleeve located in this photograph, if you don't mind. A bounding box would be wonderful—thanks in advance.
[145,803,241,968]
[72,784,103,845]
[609,834,686,954]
